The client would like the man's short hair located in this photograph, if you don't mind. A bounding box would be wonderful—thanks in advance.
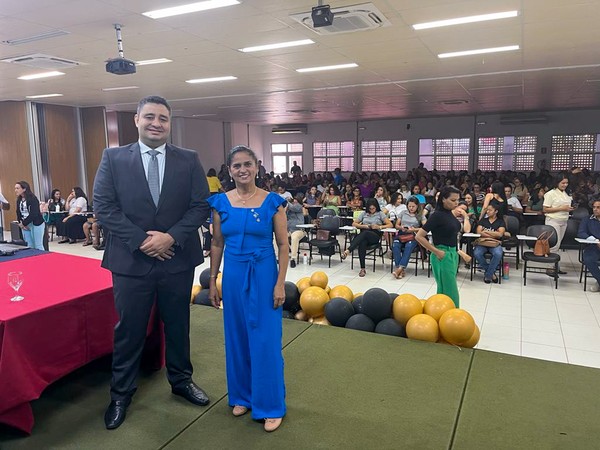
[137,95,171,115]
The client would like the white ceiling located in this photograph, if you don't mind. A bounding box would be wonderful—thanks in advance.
[2,0,600,124]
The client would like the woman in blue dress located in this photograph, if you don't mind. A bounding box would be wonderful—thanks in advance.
[208,145,288,432]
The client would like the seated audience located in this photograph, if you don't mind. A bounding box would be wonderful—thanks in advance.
[287,193,308,268]
[473,203,505,284]
[59,187,88,244]
[342,199,392,277]
[577,200,600,292]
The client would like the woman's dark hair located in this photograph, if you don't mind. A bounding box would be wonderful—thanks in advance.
[553,173,569,189]
[50,188,61,200]
[532,187,545,205]
[486,201,503,219]
[365,198,381,212]
[16,181,35,202]
[207,168,217,177]
[73,187,88,202]
[390,192,402,205]
[463,191,479,209]
[490,181,508,204]
[227,145,258,167]
[436,186,461,210]
[328,185,340,195]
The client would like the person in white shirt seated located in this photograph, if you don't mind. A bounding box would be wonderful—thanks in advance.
[504,185,523,214]
[277,185,292,201]
[384,193,408,253]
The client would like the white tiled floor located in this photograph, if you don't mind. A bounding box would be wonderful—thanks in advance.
[41,234,600,370]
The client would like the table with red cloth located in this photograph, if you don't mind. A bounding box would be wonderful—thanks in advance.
[0,253,163,434]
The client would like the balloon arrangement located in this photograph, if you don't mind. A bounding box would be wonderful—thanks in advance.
[191,269,479,348]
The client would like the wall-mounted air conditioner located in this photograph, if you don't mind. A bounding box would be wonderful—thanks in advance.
[272,124,308,135]
[500,115,549,125]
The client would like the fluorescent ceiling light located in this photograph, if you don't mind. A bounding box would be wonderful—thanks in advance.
[438,45,519,59]
[143,0,240,19]
[18,71,65,80]
[102,86,139,91]
[413,10,518,30]
[186,76,237,83]
[239,39,314,53]
[2,30,70,46]
[296,63,358,73]
[192,113,217,117]
[135,58,172,66]
[25,93,63,99]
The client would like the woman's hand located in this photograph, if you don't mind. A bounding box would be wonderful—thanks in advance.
[273,282,285,309]
[62,216,70,223]
[434,249,446,261]
[208,285,221,309]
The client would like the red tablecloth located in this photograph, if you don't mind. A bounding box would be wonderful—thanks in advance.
[0,253,163,434]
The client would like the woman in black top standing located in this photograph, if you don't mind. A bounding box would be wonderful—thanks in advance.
[416,186,467,307]
[480,181,507,220]
[15,181,45,250]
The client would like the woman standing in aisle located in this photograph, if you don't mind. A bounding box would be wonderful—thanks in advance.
[543,174,574,276]
[15,181,45,250]
[208,145,288,432]
[416,186,468,307]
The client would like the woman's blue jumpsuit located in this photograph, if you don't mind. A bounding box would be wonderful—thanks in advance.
[208,192,287,419]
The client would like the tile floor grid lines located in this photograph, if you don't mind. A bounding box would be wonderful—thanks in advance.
[39,234,600,370]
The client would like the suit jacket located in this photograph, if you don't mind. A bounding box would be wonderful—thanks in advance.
[93,142,210,276]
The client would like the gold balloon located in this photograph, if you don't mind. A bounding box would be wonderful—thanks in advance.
[329,285,354,302]
[191,284,202,303]
[439,309,476,345]
[312,315,331,326]
[392,293,423,326]
[299,286,330,318]
[460,325,480,348]
[295,310,308,321]
[216,273,223,299]
[406,314,439,342]
[310,271,329,289]
[325,286,331,294]
[296,277,312,294]
[424,294,456,322]
[353,292,363,299]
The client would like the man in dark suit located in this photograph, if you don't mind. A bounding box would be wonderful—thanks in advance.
[93,95,211,430]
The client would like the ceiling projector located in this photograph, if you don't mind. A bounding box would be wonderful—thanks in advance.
[106,24,136,75]
[106,57,136,75]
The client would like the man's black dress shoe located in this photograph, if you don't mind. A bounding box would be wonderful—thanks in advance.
[172,381,210,406]
[104,399,131,430]
[558,270,567,275]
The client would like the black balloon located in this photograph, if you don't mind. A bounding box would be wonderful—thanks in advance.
[282,310,295,319]
[345,314,375,332]
[324,298,355,327]
[199,268,219,289]
[388,292,398,303]
[375,318,406,337]
[351,295,364,314]
[284,281,301,313]
[362,288,392,323]
[193,289,212,306]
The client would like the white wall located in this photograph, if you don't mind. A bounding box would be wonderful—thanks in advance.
[171,117,225,174]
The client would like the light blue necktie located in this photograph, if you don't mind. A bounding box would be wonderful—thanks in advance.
[147,149,160,206]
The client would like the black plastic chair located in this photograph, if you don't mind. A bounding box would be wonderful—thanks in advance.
[521,225,560,289]
[351,232,385,272]
[470,245,504,284]
[308,216,341,267]
[502,215,520,269]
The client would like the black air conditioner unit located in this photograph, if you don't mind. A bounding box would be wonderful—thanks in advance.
[499,115,549,125]
[272,124,308,135]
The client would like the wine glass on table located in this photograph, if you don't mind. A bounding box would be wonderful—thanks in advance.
[8,271,24,302]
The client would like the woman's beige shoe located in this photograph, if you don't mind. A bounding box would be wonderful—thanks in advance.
[341,250,349,260]
[264,418,282,432]
[232,405,248,417]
